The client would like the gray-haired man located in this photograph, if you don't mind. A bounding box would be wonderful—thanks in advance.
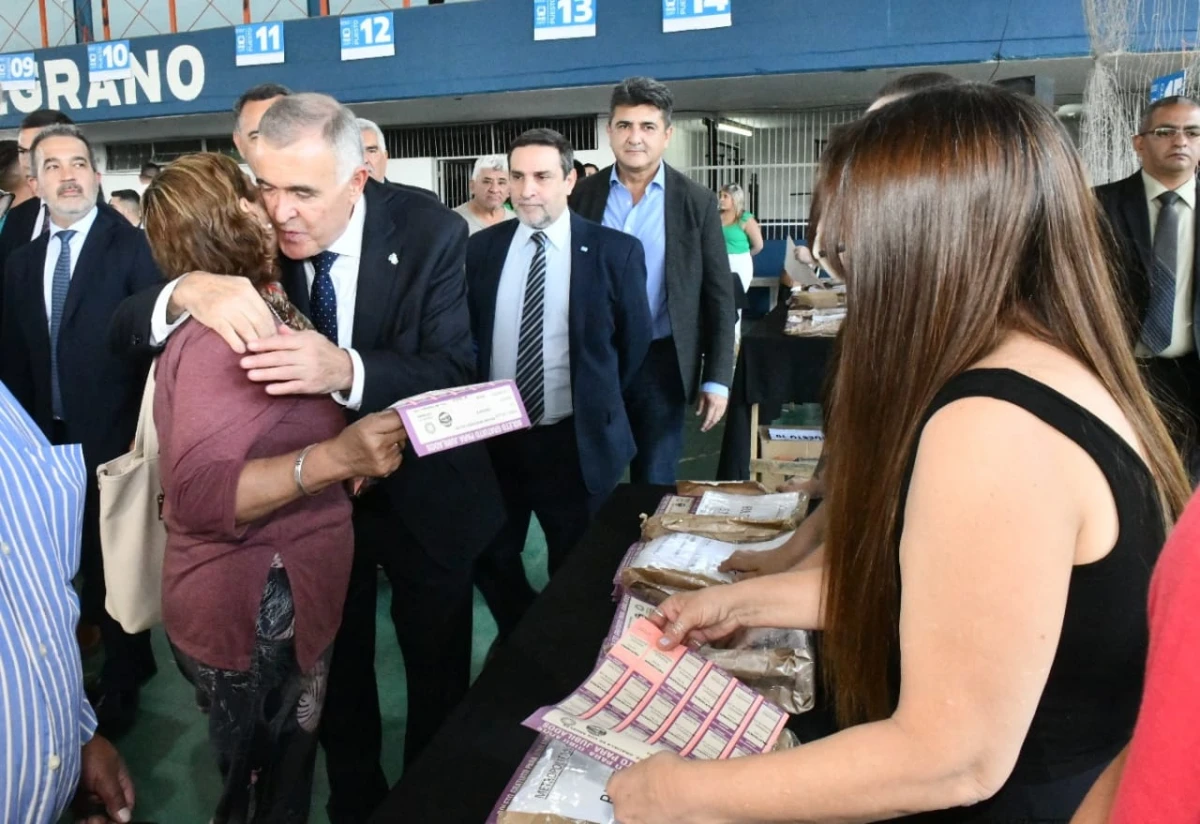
[110,92,504,823]
[357,118,389,183]
[454,154,515,235]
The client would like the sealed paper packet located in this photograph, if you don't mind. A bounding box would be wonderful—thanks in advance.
[638,488,807,543]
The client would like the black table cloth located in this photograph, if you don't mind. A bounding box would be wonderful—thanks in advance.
[372,484,672,824]
[716,302,836,480]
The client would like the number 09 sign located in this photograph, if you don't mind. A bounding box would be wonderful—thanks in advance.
[0,53,38,91]
[534,0,596,40]
[340,12,395,61]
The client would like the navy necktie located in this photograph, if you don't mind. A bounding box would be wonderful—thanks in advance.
[310,250,339,344]
[49,229,76,420]
[515,231,547,426]
[1142,190,1182,354]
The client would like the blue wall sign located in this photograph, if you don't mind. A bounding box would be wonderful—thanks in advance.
[663,0,731,32]
[534,0,597,41]
[0,53,39,91]
[1150,70,1186,102]
[235,22,286,67]
[87,40,132,82]
[340,13,395,61]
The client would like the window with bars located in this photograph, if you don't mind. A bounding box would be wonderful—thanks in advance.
[384,116,597,160]
[105,136,241,171]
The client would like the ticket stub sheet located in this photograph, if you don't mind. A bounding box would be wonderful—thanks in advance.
[390,379,529,456]
[523,618,789,770]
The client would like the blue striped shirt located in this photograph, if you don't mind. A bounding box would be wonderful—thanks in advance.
[0,381,97,824]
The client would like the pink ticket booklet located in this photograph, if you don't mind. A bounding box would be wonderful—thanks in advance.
[523,618,789,770]
[390,380,530,457]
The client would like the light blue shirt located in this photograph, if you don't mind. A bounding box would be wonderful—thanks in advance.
[603,163,728,397]
[0,381,97,824]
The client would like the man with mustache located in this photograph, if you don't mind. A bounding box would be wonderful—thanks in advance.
[109,93,504,823]
[1096,95,1200,473]
[0,124,161,736]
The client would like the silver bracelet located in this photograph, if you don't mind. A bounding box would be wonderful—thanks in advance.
[294,444,320,496]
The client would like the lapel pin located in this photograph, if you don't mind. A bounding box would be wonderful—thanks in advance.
[388,252,398,265]
[580,245,589,252]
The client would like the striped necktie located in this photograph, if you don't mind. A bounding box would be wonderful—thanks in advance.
[310,250,339,344]
[515,231,548,426]
[1141,190,1182,354]
[49,229,76,420]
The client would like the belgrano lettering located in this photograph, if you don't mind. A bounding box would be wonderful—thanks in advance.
[0,45,205,116]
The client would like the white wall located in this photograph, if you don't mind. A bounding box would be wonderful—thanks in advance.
[385,157,436,191]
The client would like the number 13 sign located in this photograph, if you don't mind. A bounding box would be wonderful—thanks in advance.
[663,0,731,32]
[340,12,395,61]
[534,0,596,41]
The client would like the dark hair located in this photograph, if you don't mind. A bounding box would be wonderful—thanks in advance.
[143,153,278,286]
[139,161,161,178]
[1138,95,1200,133]
[573,159,586,178]
[19,109,74,131]
[815,82,1189,727]
[875,71,962,101]
[508,128,575,178]
[110,189,141,209]
[0,140,21,192]
[233,83,292,118]
[28,124,97,176]
[610,76,674,126]
[583,163,599,173]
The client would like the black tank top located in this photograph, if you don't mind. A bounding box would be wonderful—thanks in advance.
[895,369,1165,822]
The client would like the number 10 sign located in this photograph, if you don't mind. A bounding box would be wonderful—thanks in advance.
[340,12,395,61]
[534,0,596,41]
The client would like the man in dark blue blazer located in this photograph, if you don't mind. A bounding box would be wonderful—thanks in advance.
[467,129,652,639]
[0,124,159,735]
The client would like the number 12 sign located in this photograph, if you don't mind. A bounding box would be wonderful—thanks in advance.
[663,0,731,32]
[534,0,596,41]
[340,12,395,61]
[236,22,285,67]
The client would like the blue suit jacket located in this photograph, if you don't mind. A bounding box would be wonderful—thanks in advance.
[1,203,159,469]
[466,211,652,496]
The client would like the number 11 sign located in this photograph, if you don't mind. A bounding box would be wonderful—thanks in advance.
[534,0,596,41]
[235,22,285,67]
[340,12,395,61]
[663,0,731,32]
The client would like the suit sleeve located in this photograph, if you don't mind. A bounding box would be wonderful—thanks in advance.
[108,280,169,358]
[614,237,652,392]
[698,190,736,387]
[0,252,35,409]
[357,215,476,413]
[464,233,485,379]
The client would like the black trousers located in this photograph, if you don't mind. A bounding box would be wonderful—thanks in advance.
[320,497,478,824]
[474,417,607,642]
[53,421,154,691]
[1141,354,1200,477]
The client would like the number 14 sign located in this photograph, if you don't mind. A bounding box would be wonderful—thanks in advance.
[534,0,596,41]
[663,0,731,32]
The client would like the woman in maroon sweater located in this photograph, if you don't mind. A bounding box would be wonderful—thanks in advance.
[141,153,405,824]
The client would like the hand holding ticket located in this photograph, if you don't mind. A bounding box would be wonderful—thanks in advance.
[389,379,530,456]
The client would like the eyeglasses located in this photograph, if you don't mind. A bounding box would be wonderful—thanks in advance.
[1139,126,1200,140]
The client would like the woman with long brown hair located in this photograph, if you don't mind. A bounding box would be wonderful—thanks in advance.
[606,83,1190,822]
[142,153,405,823]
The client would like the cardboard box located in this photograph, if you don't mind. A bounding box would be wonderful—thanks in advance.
[759,426,824,461]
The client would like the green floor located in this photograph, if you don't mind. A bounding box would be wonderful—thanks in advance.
[113,412,727,822]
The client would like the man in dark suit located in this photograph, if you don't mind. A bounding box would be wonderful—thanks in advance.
[109,93,504,823]
[0,124,160,735]
[1096,95,1200,469]
[467,129,651,639]
[570,76,735,484]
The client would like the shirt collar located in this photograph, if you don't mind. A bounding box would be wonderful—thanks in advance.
[514,207,572,251]
[324,196,367,259]
[1142,170,1197,210]
[49,204,99,240]
[609,161,667,192]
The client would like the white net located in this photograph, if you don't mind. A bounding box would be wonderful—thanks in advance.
[1081,0,1200,183]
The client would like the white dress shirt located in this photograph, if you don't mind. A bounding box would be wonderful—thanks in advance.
[491,210,573,425]
[150,201,368,410]
[1143,171,1196,357]
[42,206,99,329]
[30,201,48,240]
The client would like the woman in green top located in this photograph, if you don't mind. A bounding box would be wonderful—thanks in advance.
[720,183,764,344]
